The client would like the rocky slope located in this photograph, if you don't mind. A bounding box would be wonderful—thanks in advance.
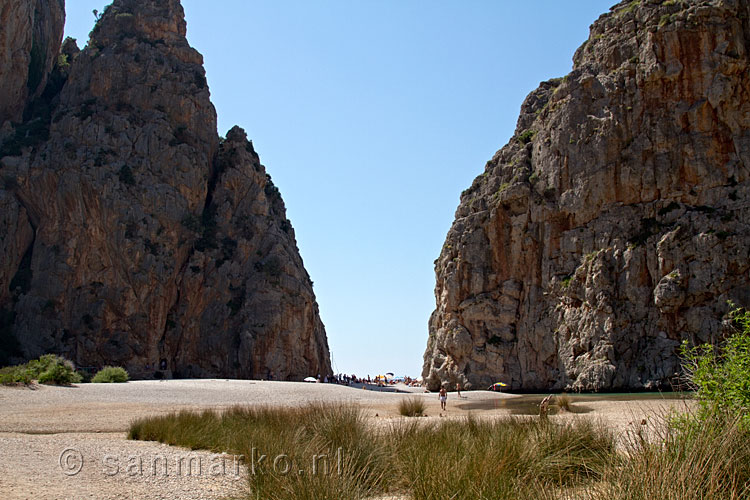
[423,0,750,391]
[0,0,331,379]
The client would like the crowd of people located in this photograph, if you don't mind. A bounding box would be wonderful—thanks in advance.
[314,373,422,387]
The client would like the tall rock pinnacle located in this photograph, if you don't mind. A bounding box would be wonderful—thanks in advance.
[423,0,750,392]
[0,0,331,379]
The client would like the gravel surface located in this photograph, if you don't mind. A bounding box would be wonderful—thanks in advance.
[0,380,692,499]
[0,380,426,433]
[0,432,248,500]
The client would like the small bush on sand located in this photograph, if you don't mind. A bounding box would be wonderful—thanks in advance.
[91,366,129,383]
[0,365,32,384]
[1,354,81,385]
[398,397,426,417]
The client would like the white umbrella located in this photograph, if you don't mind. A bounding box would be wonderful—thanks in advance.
[304,377,317,382]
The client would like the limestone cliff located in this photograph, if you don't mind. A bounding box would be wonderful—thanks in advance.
[423,0,750,391]
[0,0,66,124]
[0,0,331,379]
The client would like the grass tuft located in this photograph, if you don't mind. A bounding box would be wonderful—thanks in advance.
[398,397,426,417]
[556,393,573,412]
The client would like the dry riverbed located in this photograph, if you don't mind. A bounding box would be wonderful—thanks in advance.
[0,380,692,499]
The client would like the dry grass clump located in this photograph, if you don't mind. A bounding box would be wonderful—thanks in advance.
[398,397,426,417]
[130,403,389,500]
[394,416,616,500]
[556,393,573,412]
[596,410,750,500]
[130,404,618,500]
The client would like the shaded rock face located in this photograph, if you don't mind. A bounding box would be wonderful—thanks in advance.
[0,0,66,124]
[0,0,331,379]
[424,0,750,392]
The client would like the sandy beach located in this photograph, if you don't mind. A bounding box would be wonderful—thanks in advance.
[0,380,692,499]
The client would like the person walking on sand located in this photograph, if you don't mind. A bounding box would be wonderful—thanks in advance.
[439,386,448,410]
[456,382,462,398]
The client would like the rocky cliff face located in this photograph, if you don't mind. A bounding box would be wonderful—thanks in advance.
[0,0,66,124]
[423,0,750,391]
[0,0,331,379]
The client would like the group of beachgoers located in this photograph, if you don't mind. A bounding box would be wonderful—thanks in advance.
[315,374,422,387]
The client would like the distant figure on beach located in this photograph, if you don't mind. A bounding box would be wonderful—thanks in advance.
[439,386,447,410]
[456,383,461,398]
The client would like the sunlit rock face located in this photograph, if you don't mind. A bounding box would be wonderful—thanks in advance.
[0,0,331,379]
[423,0,750,392]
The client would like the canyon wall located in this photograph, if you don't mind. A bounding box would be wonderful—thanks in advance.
[0,0,331,379]
[424,0,750,391]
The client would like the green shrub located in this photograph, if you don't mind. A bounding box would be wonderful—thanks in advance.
[1,354,82,385]
[57,53,70,68]
[518,129,537,145]
[0,365,32,384]
[91,366,129,383]
[680,306,750,423]
[37,360,81,384]
[398,397,426,417]
[33,354,82,384]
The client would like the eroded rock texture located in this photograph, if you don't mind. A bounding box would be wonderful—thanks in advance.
[0,0,331,379]
[424,0,750,391]
[0,0,66,125]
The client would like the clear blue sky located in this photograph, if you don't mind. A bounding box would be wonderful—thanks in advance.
[64,1,612,378]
